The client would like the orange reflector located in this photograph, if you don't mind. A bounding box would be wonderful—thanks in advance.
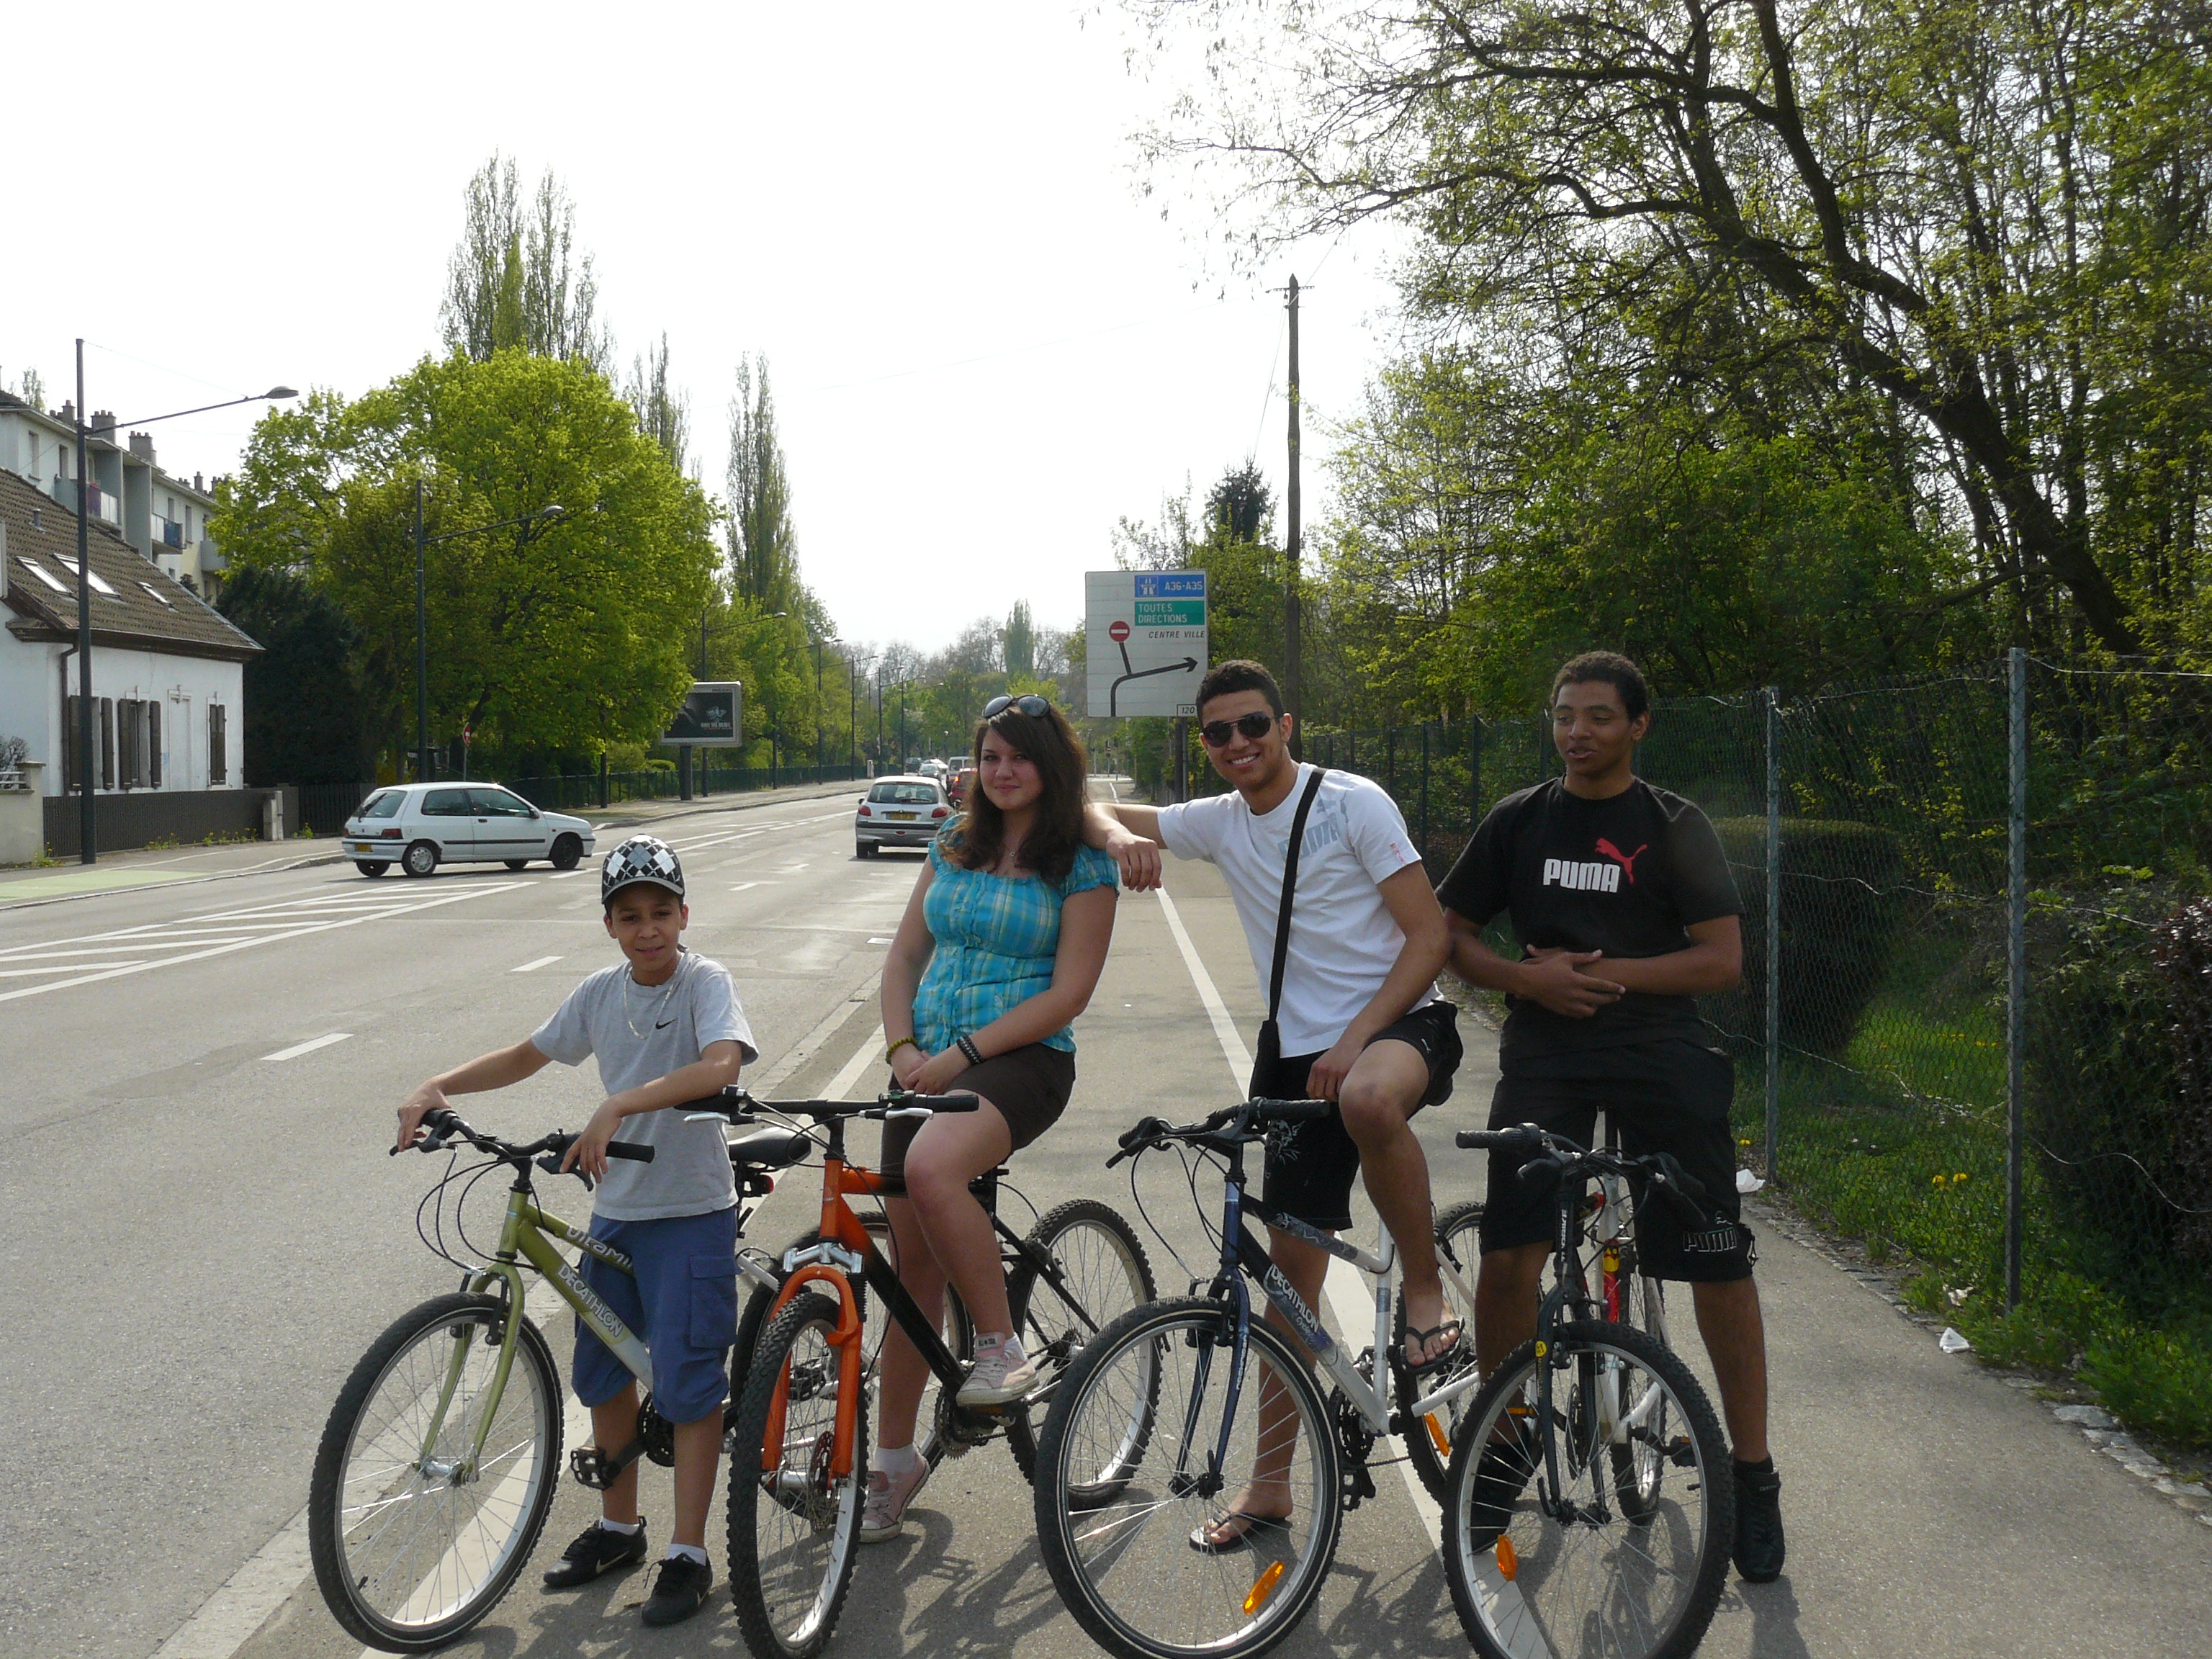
[1496,1535,1518,1581]
[1243,1560,1286,1614]
[1425,1413,1451,1457]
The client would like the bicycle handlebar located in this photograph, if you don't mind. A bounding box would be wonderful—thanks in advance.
[396,1107,655,1168]
[688,1085,981,1124]
[1455,1120,1716,1223]
[1105,1098,1333,1166]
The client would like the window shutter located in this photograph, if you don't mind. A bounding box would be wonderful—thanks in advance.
[64,696,79,793]
[99,698,114,791]
[210,703,226,786]
[149,701,162,788]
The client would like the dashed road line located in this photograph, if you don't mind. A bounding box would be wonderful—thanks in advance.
[262,1033,352,1063]
[511,955,565,973]
[826,1025,888,1100]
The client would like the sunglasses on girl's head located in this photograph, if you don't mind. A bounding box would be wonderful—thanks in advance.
[984,694,1051,719]
[1199,711,1277,746]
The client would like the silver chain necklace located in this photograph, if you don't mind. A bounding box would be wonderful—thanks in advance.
[622,951,685,1038]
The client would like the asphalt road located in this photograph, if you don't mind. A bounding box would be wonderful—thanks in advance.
[2,790,2204,1659]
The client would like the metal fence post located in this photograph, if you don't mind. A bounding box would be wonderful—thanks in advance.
[1420,722,1431,862]
[1470,717,1483,828]
[1764,687,1781,1182]
[2007,647,2028,1311]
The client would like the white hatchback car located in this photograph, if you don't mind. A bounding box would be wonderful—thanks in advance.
[342,783,597,878]
[855,775,950,856]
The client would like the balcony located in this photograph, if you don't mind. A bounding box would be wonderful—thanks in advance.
[48,477,121,526]
[156,516,184,548]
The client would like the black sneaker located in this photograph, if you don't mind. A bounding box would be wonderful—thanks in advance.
[542,1519,648,1588]
[1732,1462,1786,1582]
[1465,1419,1538,1550]
[641,1554,714,1627]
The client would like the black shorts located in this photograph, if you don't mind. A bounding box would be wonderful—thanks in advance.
[1475,1038,1755,1282]
[878,1042,1076,1176]
[1260,1001,1465,1233]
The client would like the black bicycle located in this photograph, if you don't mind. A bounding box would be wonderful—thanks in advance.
[1440,1123,1735,1659]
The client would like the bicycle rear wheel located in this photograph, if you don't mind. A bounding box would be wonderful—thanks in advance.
[1033,1298,1341,1659]
[1397,1197,1484,1500]
[729,1291,868,1659]
[1442,1319,1732,1659]
[1006,1198,1158,1485]
[308,1292,561,1653]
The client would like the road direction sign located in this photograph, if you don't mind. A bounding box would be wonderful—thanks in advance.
[1086,571,1208,717]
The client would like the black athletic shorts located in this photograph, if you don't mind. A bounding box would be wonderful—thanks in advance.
[1260,1000,1465,1233]
[1475,1037,1755,1282]
[878,1042,1076,1177]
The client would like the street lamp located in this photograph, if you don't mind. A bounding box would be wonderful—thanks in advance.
[847,652,876,778]
[68,338,295,863]
[810,636,840,779]
[413,482,564,783]
[693,608,784,798]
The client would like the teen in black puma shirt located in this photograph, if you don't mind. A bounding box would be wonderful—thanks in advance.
[1437,651,1786,1584]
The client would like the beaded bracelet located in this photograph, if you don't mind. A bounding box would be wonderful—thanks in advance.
[956,1033,984,1068]
[885,1035,920,1066]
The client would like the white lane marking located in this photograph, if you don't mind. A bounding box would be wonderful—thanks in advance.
[827,1025,887,1100]
[512,955,565,973]
[1156,882,1444,1548]
[262,1033,353,1064]
[729,881,766,892]
[1152,886,1251,1092]
[868,938,894,945]
[750,970,886,1095]
[0,960,152,976]
[0,884,524,1004]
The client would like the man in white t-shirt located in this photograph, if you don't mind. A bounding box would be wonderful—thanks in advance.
[1087,660,1460,1547]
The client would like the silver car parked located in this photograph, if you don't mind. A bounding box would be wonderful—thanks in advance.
[855,775,950,856]
[342,783,596,878]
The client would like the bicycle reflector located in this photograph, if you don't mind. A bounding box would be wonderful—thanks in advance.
[1242,1560,1286,1614]
[1425,1413,1450,1457]
[1496,1535,1519,1581]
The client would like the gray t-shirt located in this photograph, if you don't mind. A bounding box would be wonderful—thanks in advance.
[529,950,757,1220]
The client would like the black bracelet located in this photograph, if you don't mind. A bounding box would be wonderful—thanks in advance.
[956,1033,984,1068]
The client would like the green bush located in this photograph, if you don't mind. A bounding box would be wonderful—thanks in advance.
[1711,818,1910,1056]
[2026,886,2188,1278]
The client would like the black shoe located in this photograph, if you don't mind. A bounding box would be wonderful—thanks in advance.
[1732,1461,1786,1583]
[542,1519,648,1588]
[641,1554,714,1627]
[1465,1419,1537,1550]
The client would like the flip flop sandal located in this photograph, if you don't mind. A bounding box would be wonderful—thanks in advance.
[1187,1510,1292,1554]
[1397,1318,1467,1382]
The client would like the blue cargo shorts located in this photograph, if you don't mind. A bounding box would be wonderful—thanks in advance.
[572,1205,739,1424]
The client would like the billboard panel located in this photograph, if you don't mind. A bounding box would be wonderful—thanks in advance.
[660,681,743,747]
[1084,570,1208,718]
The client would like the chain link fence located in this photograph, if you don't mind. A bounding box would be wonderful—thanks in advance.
[1175,659,2208,1444]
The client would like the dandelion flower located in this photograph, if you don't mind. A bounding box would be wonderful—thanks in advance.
[1931,1174,1946,1189]
[1954,1172,1969,1184]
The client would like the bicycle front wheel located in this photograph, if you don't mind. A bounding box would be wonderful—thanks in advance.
[1442,1319,1732,1659]
[729,1291,868,1659]
[1006,1198,1158,1485]
[1033,1298,1341,1659]
[308,1292,561,1653]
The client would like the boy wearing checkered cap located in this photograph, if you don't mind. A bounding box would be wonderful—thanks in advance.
[392,834,755,1626]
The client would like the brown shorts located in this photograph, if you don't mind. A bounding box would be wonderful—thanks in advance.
[878,1042,1077,1176]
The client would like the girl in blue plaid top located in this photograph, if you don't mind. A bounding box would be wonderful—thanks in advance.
[868,694,1120,1540]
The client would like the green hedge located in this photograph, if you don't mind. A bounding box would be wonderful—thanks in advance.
[1710,817,1910,1058]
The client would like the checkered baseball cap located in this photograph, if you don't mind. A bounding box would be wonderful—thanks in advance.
[600,834,685,906]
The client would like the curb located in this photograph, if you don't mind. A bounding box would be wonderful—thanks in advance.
[1750,1197,2212,1529]
[588,783,863,830]
[0,849,352,914]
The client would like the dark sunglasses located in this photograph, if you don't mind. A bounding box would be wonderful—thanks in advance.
[1199,711,1277,746]
[983,693,1051,720]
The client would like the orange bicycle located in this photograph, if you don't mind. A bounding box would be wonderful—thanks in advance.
[693,1087,1156,1659]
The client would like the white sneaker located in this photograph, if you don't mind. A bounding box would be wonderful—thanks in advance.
[860,1455,930,1544]
[956,1340,1039,1407]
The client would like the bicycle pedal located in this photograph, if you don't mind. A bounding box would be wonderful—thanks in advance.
[1339,1462,1377,1513]
[569,1447,614,1490]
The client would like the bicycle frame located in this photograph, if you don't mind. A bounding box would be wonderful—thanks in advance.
[1176,1141,1485,1496]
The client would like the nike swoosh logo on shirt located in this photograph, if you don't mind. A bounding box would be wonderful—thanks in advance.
[655,1018,675,1029]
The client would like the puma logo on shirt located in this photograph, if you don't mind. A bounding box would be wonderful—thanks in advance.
[1542,838,1651,892]
[1596,838,1649,884]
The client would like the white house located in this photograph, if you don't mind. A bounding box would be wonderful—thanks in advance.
[0,462,258,799]
[0,389,229,598]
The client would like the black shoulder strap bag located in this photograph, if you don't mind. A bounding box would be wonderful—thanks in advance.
[1249,765,1328,1101]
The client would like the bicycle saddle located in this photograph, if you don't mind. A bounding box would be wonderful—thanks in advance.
[727,1125,814,1170]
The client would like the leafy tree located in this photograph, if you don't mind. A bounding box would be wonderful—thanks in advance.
[1005,600,1035,678]
[726,354,800,614]
[217,565,371,786]
[1205,461,1273,543]
[213,351,718,770]
[441,154,611,371]
[1133,0,2212,660]
[624,333,691,475]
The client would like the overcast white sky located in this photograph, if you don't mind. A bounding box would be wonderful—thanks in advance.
[1,2,1403,655]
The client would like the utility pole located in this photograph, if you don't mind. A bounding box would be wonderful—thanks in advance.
[1284,274,1303,759]
[73,341,94,862]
